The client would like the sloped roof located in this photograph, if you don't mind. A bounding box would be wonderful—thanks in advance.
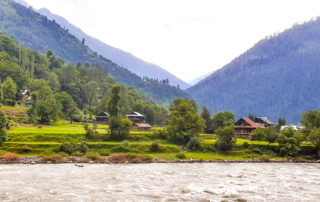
[126,111,144,117]
[235,117,264,128]
[257,117,273,125]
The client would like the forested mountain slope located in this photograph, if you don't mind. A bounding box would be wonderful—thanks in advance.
[37,8,190,89]
[187,18,320,123]
[0,0,189,103]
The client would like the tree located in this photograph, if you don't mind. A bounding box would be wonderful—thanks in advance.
[84,123,98,139]
[301,110,320,129]
[2,77,17,100]
[308,129,320,154]
[277,127,301,157]
[215,125,236,151]
[55,92,77,123]
[251,127,265,144]
[201,106,212,133]
[107,85,121,117]
[264,127,278,145]
[278,118,286,127]
[248,113,255,121]
[109,117,132,141]
[211,111,235,132]
[0,110,7,144]
[34,99,62,124]
[166,99,205,144]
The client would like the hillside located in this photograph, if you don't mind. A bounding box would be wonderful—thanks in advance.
[0,0,189,103]
[37,8,190,89]
[187,18,320,123]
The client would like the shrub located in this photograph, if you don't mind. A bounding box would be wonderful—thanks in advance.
[71,151,83,157]
[215,126,236,151]
[3,153,20,162]
[42,154,63,163]
[59,142,77,155]
[137,155,153,162]
[186,137,201,151]
[176,152,186,159]
[243,141,249,148]
[84,123,98,139]
[79,141,89,154]
[150,142,160,152]
[154,128,167,140]
[85,152,102,161]
[109,153,127,163]
[21,145,32,152]
[259,155,271,162]
[251,148,262,155]
[5,99,16,106]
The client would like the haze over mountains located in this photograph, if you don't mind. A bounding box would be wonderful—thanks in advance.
[36,8,190,90]
[1,0,189,103]
[187,18,320,123]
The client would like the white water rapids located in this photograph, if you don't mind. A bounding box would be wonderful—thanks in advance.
[0,163,319,201]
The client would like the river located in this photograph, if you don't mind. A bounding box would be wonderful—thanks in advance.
[0,163,319,201]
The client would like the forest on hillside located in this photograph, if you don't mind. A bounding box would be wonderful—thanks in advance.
[0,0,189,104]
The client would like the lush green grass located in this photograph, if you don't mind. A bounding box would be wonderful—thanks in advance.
[0,123,312,160]
[1,105,29,112]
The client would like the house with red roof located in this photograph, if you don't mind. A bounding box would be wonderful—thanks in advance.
[234,117,264,139]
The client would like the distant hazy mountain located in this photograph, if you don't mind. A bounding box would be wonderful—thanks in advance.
[36,8,190,89]
[189,71,214,86]
[187,18,320,123]
[3,0,189,103]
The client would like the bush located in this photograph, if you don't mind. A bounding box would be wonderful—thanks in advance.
[176,152,186,159]
[243,141,249,148]
[84,123,98,139]
[154,129,167,140]
[21,145,32,152]
[109,153,127,163]
[59,142,77,155]
[85,152,102,161]
[186,137,201,151]
[42,154,63,163]
[215,126,236,151]
[150,142,160,152]
[251,148,262,155]
[259,155,271,162]
[5,99,16,106]
[71,151,83,157]
[79,141,89,154]
[137,155,153,162]
[3,153,20,162]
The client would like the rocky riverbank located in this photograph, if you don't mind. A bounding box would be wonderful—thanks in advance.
[0,156,319,164]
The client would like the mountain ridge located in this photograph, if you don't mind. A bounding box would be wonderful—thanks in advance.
[187,18,320,123]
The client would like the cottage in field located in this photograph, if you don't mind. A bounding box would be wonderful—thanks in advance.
[234,117,264,139]
[134,122,152,131]
[254,117,274,127]
[125,112,145,123]
[95,112,110,124]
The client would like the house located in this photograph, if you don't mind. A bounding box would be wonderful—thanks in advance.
[125,112,145,123]
[21,90,32,107]
[254,117,274,127]
[134,122,152,131]
[234,117,264,139]
[95,112,110,123]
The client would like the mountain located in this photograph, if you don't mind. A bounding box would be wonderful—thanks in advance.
[189,71,214,86]
[187,18,320,123]
[0,0,189,103]
[36,8,190,89]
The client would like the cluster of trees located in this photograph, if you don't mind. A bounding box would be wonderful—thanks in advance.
[0,34,169,125]
[0,110,6,144]
[201,107,235,133]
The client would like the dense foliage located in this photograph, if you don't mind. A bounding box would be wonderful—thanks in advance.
[187,17,320,123]
[0,110,6,144]
[215,126,236,151]
[0,0,189,104]
[0,34,169,125]
[166,99,205,145]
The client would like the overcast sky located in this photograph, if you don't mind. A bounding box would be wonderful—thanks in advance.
[24,0,320,82]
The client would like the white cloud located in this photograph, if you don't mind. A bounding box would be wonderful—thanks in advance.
[25,0,320,82]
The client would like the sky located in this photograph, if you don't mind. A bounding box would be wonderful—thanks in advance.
[24,0,320,83]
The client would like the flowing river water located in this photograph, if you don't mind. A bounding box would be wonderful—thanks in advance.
[0,163,319,201]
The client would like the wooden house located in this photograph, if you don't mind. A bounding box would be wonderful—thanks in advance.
[134,123,152,131]
[234,117,264,139]
[254,117,274,127]
[125,112,145,123]
[95,112,110,124]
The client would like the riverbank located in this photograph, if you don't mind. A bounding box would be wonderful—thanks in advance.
[1,155,319,164]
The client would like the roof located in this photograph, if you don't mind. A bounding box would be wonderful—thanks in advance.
[135,123,151,128]
[126,111,144,117]
[256,117,273,125]
[235,117,264,128]
[96,112,110,117]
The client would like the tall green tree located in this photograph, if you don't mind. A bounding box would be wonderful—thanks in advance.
[166,99,205,144]
[2,77,17,100]
[0,110,7,144]
[55,92,77,123]
[201,106,212,133]
[277,127,301,157]
[107,84,121,117]
[215,125,236,151]
[211,111,235,132]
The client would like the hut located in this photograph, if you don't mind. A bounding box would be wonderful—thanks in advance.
[134,123,152,131]
[95,112,110,124]
[234,117,264,139]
